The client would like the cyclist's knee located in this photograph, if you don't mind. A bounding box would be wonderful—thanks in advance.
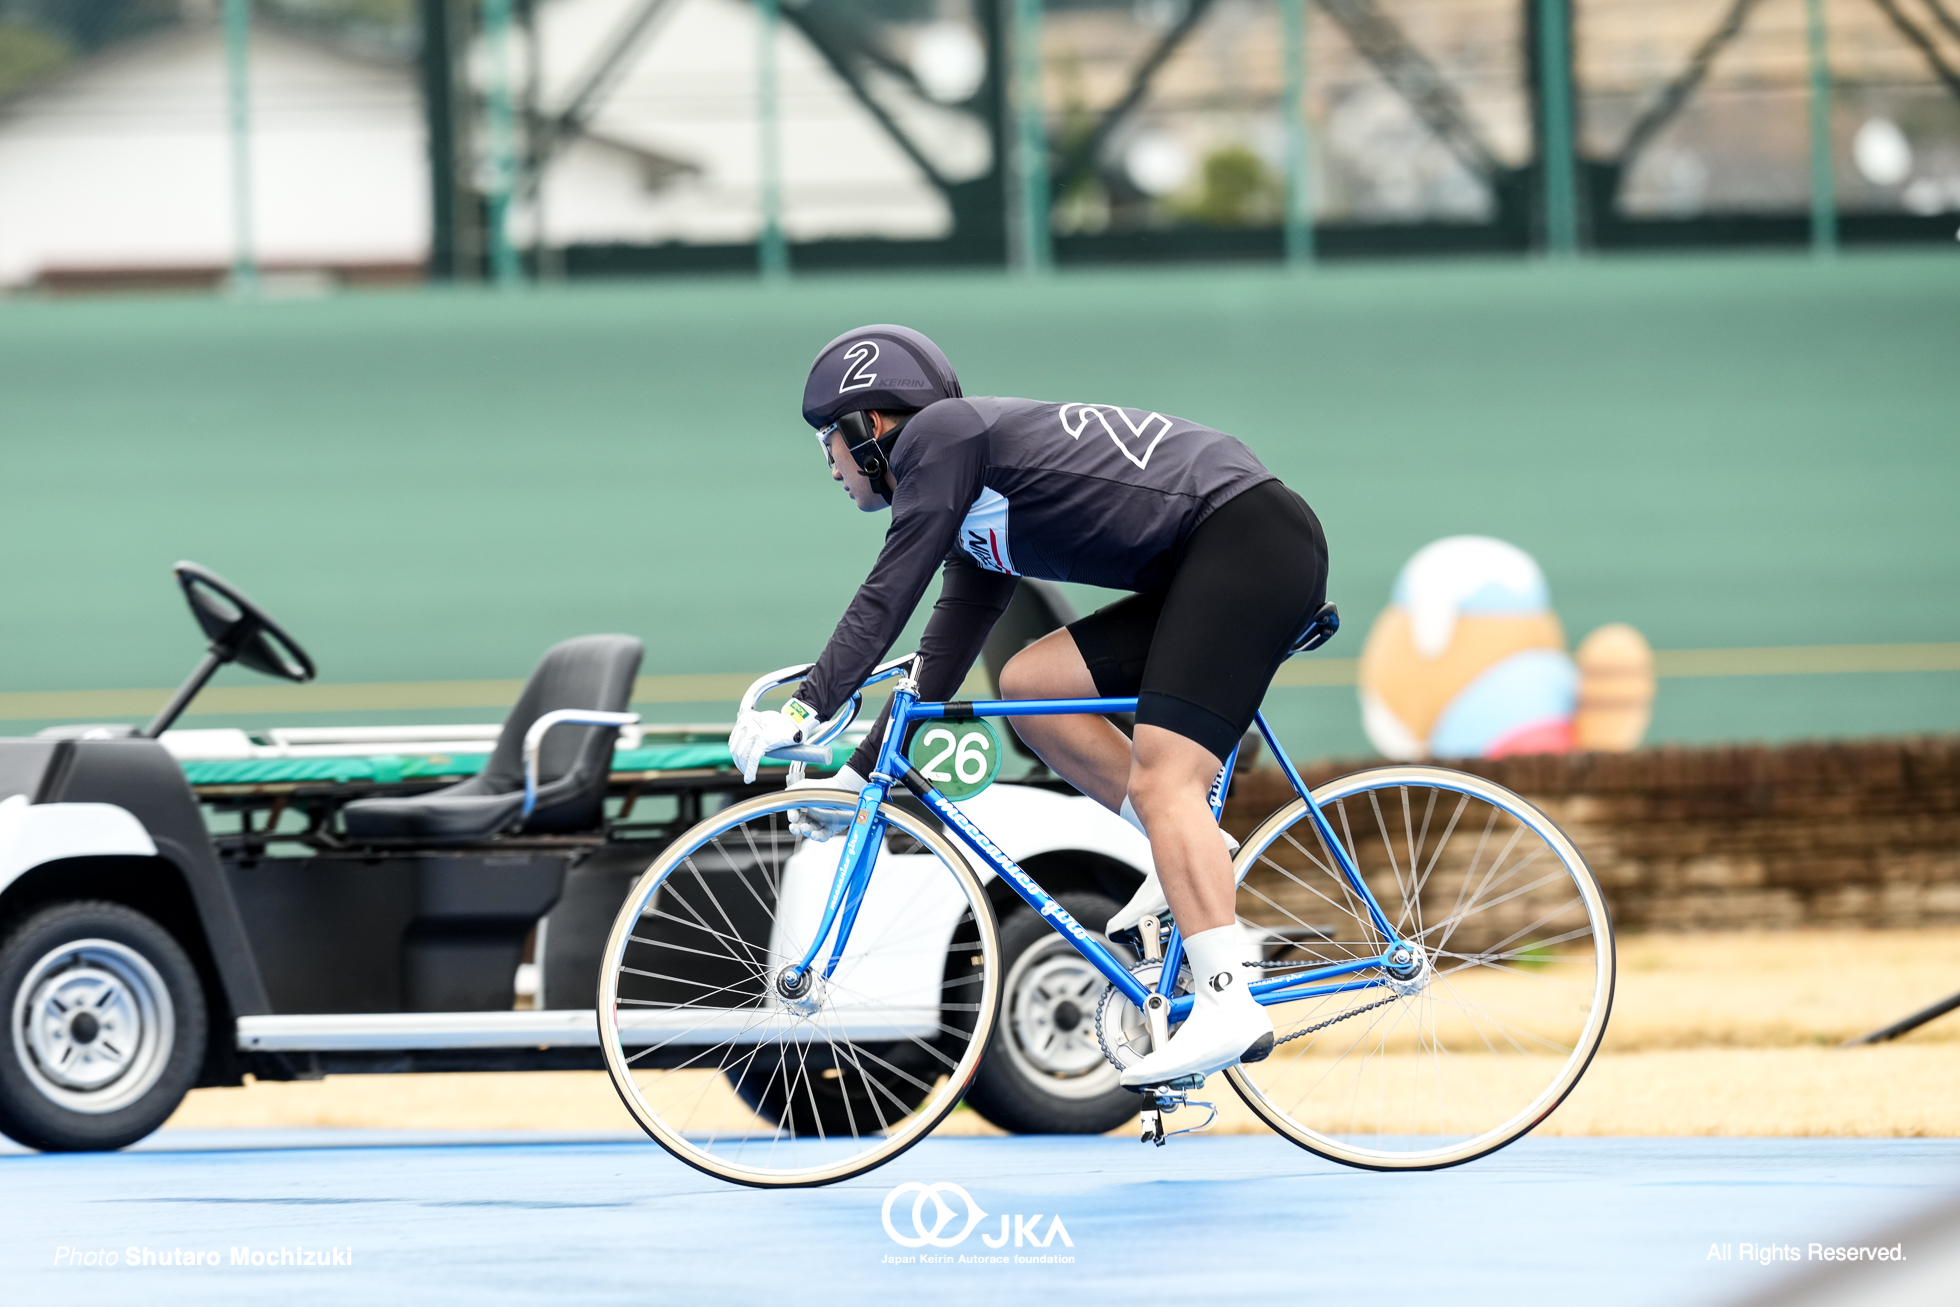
[997,652,1036,700]
[1128,726,1222,807]
[999,629,1091,700]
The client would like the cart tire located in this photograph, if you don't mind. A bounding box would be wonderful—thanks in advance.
[0,900,208,1152]
[962,893,1141,1136]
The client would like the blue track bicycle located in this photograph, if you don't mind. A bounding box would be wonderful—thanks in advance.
[598,636,1615,1188]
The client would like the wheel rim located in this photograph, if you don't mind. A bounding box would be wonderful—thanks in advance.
[597,790,1000,1187]
[1001,936,1120,1099]
[1225,766,1614,1170]
[12,939,176,1115]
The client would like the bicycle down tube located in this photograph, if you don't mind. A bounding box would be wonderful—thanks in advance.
[781,679,1410,1022]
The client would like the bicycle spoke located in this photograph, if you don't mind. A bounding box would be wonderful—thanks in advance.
[1228,768,1612,1170]
[1422,860,1564,948]
[1402,791,1465,937]
[598,789,998,1186]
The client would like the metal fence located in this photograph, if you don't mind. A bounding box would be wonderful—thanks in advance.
[0,0,1955,288]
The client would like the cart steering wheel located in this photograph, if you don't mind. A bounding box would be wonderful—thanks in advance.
[139,563,317,737]
[174,562,316,683]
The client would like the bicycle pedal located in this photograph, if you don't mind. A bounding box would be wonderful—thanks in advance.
[1127,1072,1207,1109]
[1171,1101,1218,1138]
[1139,1109,1164,1146]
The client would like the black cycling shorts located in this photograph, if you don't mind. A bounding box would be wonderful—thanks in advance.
[1066,479,1327,763]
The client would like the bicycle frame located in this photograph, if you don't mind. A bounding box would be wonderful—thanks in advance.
[779,668,1409,1025]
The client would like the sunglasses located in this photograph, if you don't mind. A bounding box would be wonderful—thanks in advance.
[813,412,882,475]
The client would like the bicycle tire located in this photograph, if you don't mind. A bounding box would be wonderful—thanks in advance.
[597,788,1001,1188]
[1223,764,1615,1170]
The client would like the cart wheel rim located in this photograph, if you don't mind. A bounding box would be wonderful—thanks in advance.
[1002,936,1119,1092]
[13,939,175,1114]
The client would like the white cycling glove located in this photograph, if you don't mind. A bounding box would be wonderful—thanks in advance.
[728,697,820,784]
[787,766,867,842]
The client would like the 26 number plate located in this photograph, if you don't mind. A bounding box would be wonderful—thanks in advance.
[905,718,1002,800]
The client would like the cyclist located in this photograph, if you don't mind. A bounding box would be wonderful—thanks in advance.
[729,324,1328,1089]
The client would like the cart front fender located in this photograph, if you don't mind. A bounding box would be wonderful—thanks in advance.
[0,793,159,894]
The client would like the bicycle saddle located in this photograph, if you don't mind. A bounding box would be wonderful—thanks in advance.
[1291,602,1340,654]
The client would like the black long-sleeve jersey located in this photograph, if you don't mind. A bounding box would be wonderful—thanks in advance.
[795,395,1276,776]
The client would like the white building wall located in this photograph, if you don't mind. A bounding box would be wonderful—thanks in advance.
[525,0,952,247]
[0,1,955,287]
[0,25,428,286]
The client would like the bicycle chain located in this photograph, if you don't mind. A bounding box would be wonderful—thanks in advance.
[1096,961,1402,1069]
[1270,992,1399,1046]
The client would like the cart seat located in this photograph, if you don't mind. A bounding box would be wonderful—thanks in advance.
[341,634,643,845]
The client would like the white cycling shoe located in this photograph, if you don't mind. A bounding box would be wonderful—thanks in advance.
[1106,798,1241,935]
[1119,925,1274,1089]
[1107,873,1171,936]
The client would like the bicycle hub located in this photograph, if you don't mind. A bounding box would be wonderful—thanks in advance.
[775,966,825,1015]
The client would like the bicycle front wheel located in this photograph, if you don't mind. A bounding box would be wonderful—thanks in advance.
[597,789,1001,1188]
[1225,765,1614,1170]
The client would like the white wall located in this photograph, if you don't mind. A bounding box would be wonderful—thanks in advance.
[0,2,957,287]
[0,25,428,285]
[524,0,953,246]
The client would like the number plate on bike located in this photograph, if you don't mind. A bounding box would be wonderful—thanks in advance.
[906,717,1002,800]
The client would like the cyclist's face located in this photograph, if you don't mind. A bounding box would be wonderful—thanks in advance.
[824,424,887,513]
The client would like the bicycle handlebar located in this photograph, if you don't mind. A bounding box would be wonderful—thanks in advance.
[741,653,921,764]
[768,744,836,765]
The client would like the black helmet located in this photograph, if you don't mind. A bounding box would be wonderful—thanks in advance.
[802,325,961,506]
[801,324,961,429]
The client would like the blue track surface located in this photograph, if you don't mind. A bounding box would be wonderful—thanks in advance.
[4,1132,1956,1305]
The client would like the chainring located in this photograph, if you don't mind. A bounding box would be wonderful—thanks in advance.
[1094,958,1192,1074]
[1096,957,1410,1070]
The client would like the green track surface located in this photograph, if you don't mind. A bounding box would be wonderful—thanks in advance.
[3,252,1956,761]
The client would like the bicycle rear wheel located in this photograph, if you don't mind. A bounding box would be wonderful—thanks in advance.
[1225,765,1614,1170]
[597,789,1000,1188]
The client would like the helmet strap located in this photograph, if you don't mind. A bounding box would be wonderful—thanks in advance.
[839,410,910,505]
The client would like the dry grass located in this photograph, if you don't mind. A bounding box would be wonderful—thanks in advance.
[1535,1046,1960,1137]
[1604,928,1960,1050]
[166,929,1960,1139]
[167,1070,642,1133]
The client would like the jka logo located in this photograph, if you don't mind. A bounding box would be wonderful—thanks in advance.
[881,1182,1073,1250]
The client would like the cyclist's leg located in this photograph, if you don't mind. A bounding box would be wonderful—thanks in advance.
[998,585,1167,810]
[1121,727,1275,1086]
[1127,725,1237,932]
[1126,479,1326,840]
[996,627,1132,810]
[1118,482,1327,1085]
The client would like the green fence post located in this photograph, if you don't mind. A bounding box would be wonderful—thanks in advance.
[1280,0,1313,267]
[1013,0,1051,274]
[418,0,460,280]
[222,0,257,293]
[1536,0,1578,257]
[482,0,523,285]
[1804,0,1838,256]
[757,0,789,279]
